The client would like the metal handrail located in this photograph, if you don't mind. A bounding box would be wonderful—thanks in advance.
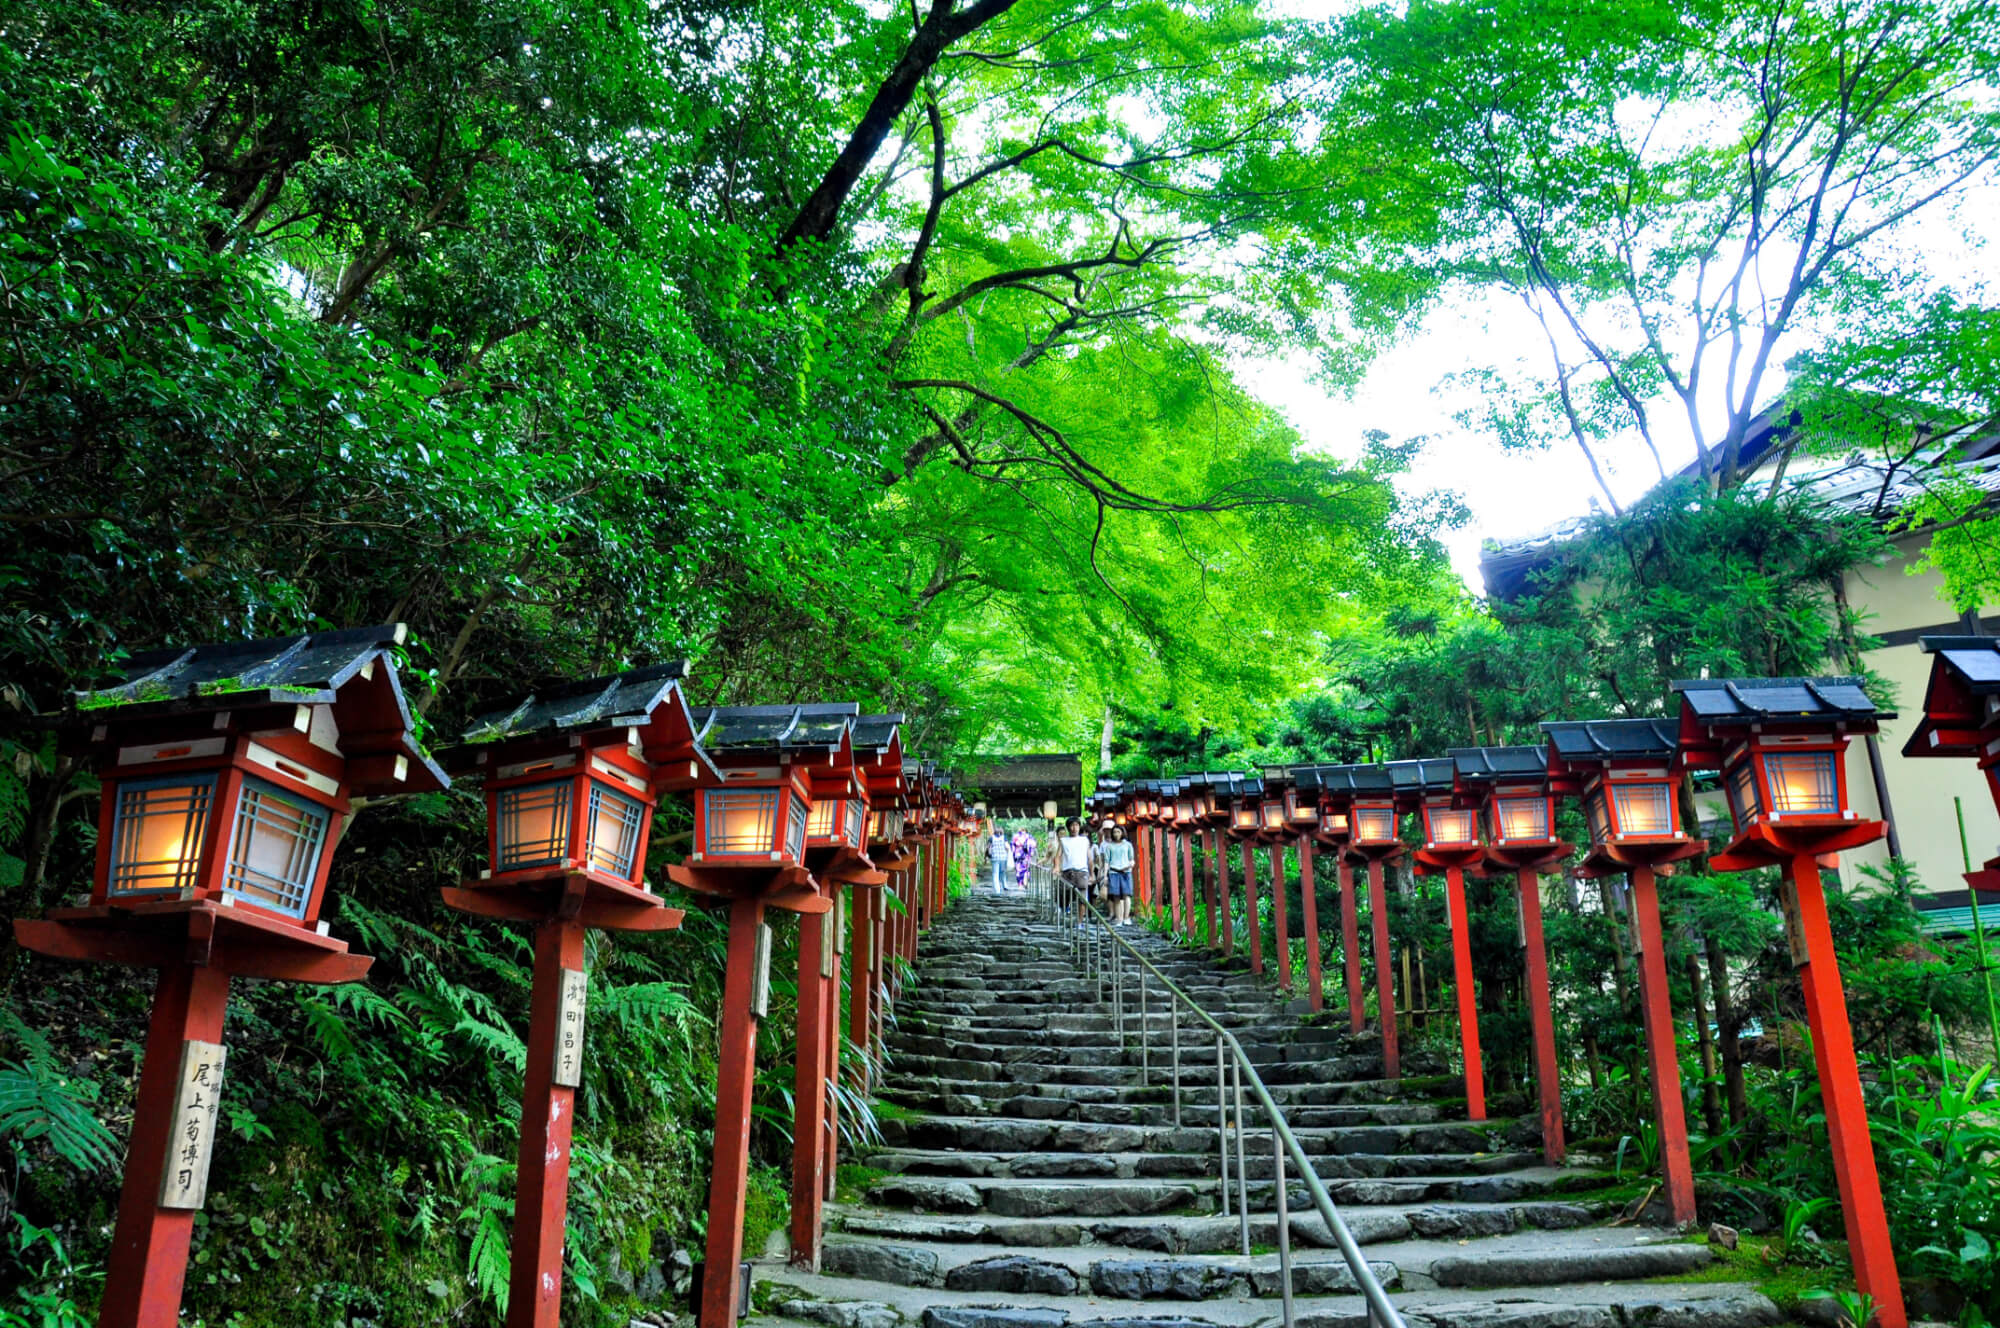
[1025,864,1405,1328]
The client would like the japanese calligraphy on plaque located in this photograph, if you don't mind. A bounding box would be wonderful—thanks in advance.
[159,1040,227,1210]
[553,967,588,1088]
[1777,879,1811,969]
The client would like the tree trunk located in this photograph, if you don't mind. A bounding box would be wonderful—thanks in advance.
[1706,933,1749,1139]
[1686,950,1722,1139]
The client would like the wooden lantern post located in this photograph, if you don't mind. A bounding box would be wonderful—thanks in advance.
[790,712,906,1271]
[1676,677,1905,1322]
[1332,765,1404,1079]
[1252,790,1291,992]
[1300,767,1363,1033]
[668,705,849,1328]
[1277,774,1328,1011]
[1403,758,1487,1120]
[847,721,911,1096]
[1232,794,1265,974]
[1544,717,1703,1228]
[1451,745,1571,1165]
[438,665,711,1327]
[12,626,444,1328]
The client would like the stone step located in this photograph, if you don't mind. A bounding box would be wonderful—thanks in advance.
[876,1113,1508,1158]
[861,1169,1596,1218]
[880,1080,1440,1120]
[831,1199,1606,1254]
[866,1147,1544,1185]
[801,1230,1714,1299]
[763,1286,1781,1328]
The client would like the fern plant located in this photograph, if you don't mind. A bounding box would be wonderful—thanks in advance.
[0,1014,117,1174]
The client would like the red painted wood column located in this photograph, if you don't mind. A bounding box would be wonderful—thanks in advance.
[1299,838,1324,1012]
[823,904,843,1207]
[1202,831,1218,949]
[1168,831,1184,935]
[1517,867,1565,1165]
[1368,859,1398,1080]
[1790,855,1907,1326]
[701,895,768,1328]
[99,963,231,1328]
[1240,842,1263,975]
[1340,856,1364,1034]
[1628,867,1695,1228]
[1270,843,1291,993]
[1217,835,1235,957]
[1443,865,1485,1122]
[790,901,835,1269]
[848,887,876,1087]
[507,916,589,1328]
[1176,836,1192,940]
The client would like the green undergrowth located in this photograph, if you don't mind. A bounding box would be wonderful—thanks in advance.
[835,1164,890,1205]
[1640,1234,1847,1310]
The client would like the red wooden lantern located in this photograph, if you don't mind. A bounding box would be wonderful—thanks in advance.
[1674,676,1904,1328]
[14,626,443,1328]
[1399,758,1486,1118]
[1903,635,2000,890]
[1317,764,1399,1067]
[668,704,854,1328]
[1543,716,1700,1229]
[1451,745,1570,1165]
[439,665,705,1328]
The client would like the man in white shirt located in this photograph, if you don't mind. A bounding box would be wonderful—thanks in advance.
[1055,818,1092,923]
[1101,823,1136,924]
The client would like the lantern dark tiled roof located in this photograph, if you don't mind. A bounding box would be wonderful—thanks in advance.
[459,662,693,743]
[70,625,446,796]
[77,624,406,712]
[1671,676,1887,723]
[1449,746,1549,783]
[1918,637,2000,693]
[1300,764,1395,796]
[690,703,860,753]
[1387,757,1457,797]
[851,713,905,753]
[1542,718,1679,762]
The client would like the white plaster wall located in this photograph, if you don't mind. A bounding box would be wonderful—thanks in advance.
[1840,538,2000,894]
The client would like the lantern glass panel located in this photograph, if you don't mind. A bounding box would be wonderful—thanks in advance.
[1584,788,1611,844]
[1287,789,1315,822]
[1352,805,1397,842]
[586,783,647,879]
[808,798,840,839]
[1261,800,1285,828]
[708,789,780,854]
[785,796,808,860]
[1321,809,1349,836]
[109,775,216,897]
[1726,759,1761,825]
[1766,752,1839,815]
[499,779,573,871]
[1175,798,1194,823]
[1611,783,1673,836]
[1494,795,1548,842]
[1232,805,1259,830]
[223,777,330,918]
[1427,807,1476,846]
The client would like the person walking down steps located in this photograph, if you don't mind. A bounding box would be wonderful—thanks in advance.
[1101,820,1135,924]
[1055,818,1092,925]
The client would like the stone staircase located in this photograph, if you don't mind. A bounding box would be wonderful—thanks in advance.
[752,893,1782,1328]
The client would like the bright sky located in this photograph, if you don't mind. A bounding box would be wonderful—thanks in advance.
[1238,187,2000,595]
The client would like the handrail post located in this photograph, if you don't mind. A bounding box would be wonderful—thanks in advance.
[1140,972,1150,1085]
[1215,1036,1230,1220]
[1231,1057,1250,1255]
[1274,1119,1295,1328]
